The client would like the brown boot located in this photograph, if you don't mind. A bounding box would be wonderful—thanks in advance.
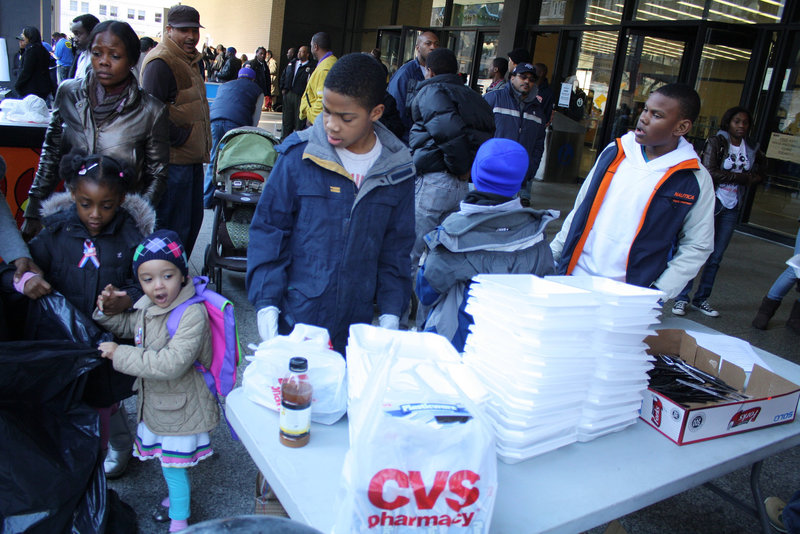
[752,296,781,330]
[787,301,800,334]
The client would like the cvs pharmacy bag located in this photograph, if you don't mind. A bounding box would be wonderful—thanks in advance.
[334,336,497,533]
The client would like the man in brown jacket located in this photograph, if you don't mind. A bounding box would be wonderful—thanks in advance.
[141,5,211,258]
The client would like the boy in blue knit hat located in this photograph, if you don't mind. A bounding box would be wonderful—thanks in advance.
[415,138,559,350]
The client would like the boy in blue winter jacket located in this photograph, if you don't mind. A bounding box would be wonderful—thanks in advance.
[246,53,415,355]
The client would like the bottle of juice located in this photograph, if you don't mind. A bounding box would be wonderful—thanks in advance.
[279,357,312,447]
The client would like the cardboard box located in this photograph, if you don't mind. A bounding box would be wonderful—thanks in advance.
[640,329,800,445]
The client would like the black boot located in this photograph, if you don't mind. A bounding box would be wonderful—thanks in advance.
[752,296,781,330]
[787,301,800,334]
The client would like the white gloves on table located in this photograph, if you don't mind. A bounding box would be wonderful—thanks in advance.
[378,314,399,330]
[257,306,280,342]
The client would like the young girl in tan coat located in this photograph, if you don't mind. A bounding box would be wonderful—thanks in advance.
[96,229,219,532]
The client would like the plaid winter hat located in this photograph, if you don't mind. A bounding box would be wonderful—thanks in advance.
[132,229,188,277]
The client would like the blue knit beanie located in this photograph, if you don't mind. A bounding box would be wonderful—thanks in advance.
[471,138,529,198]
[238,65,256,79]
[132,229,188,277]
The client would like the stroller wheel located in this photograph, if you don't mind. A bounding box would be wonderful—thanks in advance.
[201,245,209,276]
[214,267,223,293]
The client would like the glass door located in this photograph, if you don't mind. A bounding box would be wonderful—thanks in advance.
[378,29,402,77]
[610,33,688,151]
[748,33,800,239]
[475,31,499,94]
[689,28,755,150]
[448,30,477,85]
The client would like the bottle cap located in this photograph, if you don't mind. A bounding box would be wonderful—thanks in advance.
[289,356,308,372]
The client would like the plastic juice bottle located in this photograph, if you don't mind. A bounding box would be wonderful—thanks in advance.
[279,357,312,447]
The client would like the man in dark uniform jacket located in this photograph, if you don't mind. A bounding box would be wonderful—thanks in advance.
[280,45,314,139]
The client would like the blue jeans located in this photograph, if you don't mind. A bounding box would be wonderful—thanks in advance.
[156,163,204,258]
[204,119,240,208]
[677,199,738,304]
[767,226,800,302]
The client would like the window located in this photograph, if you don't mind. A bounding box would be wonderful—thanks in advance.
[452,1,503,27]
[128,8,135,19]
[99,4,107,15]
[69,0,77,10]
[539,0,621,25]
[635,0,786,24]
[110,6,118,17]
[81,1,89,13]
[155,12,162,23]
[138,10,145,20]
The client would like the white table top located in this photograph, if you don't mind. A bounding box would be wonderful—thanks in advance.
[226,318,800,534]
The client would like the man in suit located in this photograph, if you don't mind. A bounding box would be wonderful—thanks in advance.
[280,45,314,139]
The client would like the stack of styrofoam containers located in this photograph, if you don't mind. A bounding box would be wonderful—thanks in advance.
[461,274,600,464]
[546,276,664,442]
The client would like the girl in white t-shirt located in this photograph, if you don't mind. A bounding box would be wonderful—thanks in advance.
[671,106,765,318]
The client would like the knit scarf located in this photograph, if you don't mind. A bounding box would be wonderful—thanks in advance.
[89,72,132,124]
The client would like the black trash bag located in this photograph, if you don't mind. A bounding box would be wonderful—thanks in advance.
[24,292,136,407]
[0,341,106,534]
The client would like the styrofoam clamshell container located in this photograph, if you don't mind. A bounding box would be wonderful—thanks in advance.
[466,325,595,356]
[576,419,637,442]
[485,396,585,428]
[596,312,662,328]
[584,391,645,408]
[462,345,596,377]
[595,347,654,361]
[473,368,592,406]
[544,274,666,306]
[492,416,580,448]
[594,358,654,374]
[496,433,578,463]
[466,295,598,324]
[585,389,648,406]
[464,297,596,335]
[472,274,598,306]
[591,367,654,384]
[587,379,650,397]
[578,409,641,432]
[592,326,654,345]
[581,399,643,420]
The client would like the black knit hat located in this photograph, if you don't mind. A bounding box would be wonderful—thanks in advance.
[508,48,532,65]
[132,229,188,277]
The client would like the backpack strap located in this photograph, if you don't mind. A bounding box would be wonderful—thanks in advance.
[166,276,240,440]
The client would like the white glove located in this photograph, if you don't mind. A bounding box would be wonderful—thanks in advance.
[257,306,280,342]
[378,314,400,330]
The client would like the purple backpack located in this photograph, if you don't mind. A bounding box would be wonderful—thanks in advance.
[166,276,241,399]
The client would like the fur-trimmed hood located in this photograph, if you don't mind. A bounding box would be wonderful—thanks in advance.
[40,191,156,236]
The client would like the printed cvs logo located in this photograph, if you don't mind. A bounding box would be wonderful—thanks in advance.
[367,469,481,528]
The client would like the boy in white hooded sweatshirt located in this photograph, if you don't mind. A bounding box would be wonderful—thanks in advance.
[550,83,715,299]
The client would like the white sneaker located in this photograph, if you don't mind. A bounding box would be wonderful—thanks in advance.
[693,300,720,317]
[671,300,688,316]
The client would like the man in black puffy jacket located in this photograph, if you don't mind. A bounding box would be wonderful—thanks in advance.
[408,47,494,269]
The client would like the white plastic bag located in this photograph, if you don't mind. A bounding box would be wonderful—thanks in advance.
[334,329,497,533]
[0,95,50,124]
[242,324,346,425]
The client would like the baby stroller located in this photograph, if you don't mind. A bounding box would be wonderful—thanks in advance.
[203,126,279,292]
